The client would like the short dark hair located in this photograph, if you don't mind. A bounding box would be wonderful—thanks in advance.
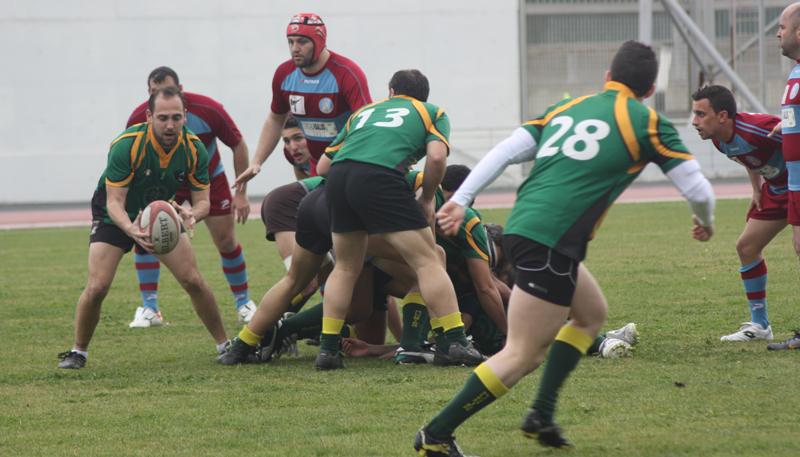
[691,85,738,119]
[610,41,658,97]
[284,114,299,130]
[148,85,187,113]
[441,164,471,192]
[148,66,180,87]
[389,69,430,102]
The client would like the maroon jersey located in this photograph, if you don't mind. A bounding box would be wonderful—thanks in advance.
[128,92,242,179]
[271,50,371,176]
[711,113,785,193]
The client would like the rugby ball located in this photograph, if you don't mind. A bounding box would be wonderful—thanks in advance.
[140,200,181,255]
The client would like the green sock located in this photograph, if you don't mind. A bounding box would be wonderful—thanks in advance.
[587,334,606,356]
[280,303,323,340]
[400,293,428,350]
[443,327,469,349]
[427,363,509,439]
[532,326,592,420]
[440,312,469,352]
[320,317,345,353]
[431,326,447,353]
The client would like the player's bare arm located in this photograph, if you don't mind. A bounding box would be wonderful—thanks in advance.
[768,123,781,138]
[233,110,289,191]
[105,184,154,253]
[178,188,211,238]
[466,256,508,334]
[316,153,332,178]
[420,140,448,223]
[747,169,764,214]
[230,139,251,224]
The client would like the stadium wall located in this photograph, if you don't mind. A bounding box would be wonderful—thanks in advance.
[0,1,521,204]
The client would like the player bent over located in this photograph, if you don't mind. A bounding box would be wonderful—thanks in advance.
[126,67,256,328]
[315,69,482,371]
[414,41,715,455]
[58,86,229,369]
[691,85,785,342]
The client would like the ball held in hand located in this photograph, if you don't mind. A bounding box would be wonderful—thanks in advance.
[140,200,181,255]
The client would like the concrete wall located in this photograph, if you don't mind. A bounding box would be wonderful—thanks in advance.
[0,0,522,204]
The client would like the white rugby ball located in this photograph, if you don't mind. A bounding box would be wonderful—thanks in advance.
[140,200,181,255]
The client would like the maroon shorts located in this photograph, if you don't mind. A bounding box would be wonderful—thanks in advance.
[261,182,307,241]
[749,182,788,222]
[173,173,234,217]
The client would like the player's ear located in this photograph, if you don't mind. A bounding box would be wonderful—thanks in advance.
[604,71,611,83]
[718,110,729,122]
[146,109,153,123]
[643,84,656,100]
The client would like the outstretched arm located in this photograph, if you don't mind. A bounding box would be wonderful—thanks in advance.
[233,110,289,191]
[665,159,715,242]
[437,127,537,235]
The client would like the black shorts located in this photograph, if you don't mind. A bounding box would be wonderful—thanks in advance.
[261,182,307,241]
[503,234,579,307]
[371,266,395,312]
[325,161,429,234]
[90,188,184,254]
[295,183,334,256]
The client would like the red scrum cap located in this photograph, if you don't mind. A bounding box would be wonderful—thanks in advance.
[287,13,327,64]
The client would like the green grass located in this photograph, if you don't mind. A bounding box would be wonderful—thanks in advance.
[2,199,800,456]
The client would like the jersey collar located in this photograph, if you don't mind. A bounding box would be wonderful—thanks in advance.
[146,124,184,168]
[603,81,636,99]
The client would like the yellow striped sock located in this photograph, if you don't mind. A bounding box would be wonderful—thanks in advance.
[238,325,262,347]
[347,325,358,340]
[430,317,441,328]
[555,325,594,355]
[322,317,345,335]
[402,293,425,307]
[439,312,464,331]
[474,362,510,399]
[291,293,304,307]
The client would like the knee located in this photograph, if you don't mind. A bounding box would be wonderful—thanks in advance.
[216,233,239,254]
[84,280,111,303]
[735,237,759,260]
[178,272,207,296]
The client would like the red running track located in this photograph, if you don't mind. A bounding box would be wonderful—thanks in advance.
[0,182,752,230]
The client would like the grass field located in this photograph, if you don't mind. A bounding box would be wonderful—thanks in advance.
[2,198,800,456]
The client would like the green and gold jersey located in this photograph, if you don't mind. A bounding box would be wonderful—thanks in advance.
[506,81,694,261]
[325,95,450,174]
[97,123,210,224]
[299,176,324,193]
[436,207,490,297]
[406,170,445,210]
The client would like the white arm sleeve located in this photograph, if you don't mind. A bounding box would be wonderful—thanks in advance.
[665,159,715,227]
[450,127,538,208]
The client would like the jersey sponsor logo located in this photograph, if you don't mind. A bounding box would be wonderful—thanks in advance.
[746,156,761,166]
[300,120,338,138]
[791,83,800,100]
[144,185,170,202]
[319,97,334,113]
[144,169,153,178]
[301,78,319,84]
[783,107,797,128]
[220,199,230,210]
[757,165,781,179]
[174,171,187,183]
[290,95,306,115]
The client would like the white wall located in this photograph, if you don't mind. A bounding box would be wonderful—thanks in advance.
[0,0,522,204]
